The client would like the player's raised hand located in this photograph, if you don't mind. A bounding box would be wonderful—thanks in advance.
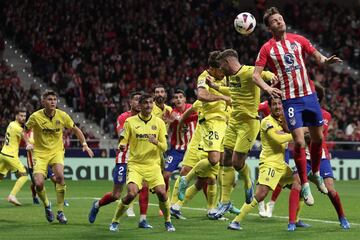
[148,134,158,145]
[223,95,232,107]
[82,144,94,157]
[325,55,342,65]
[205,76,215,88]
[270,75,279,87]
[265,86,282,99]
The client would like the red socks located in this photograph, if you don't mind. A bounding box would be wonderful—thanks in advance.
[293,146,308,184]
[271,184,283,202]
[139,186,149,215]
[328,191,345,218]
[310,142,322,173]
[99,192,116,206]
[289,188,300,224]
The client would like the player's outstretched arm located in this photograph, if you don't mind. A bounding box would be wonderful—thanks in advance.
[205,76,231,96]
[71,126,94,157]
[253,66,282,98]
[312,51,342,65]
[197,87,231,106]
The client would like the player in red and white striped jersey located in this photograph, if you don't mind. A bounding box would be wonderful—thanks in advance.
[88,92,152,228]
[163,89,197,195]
[252,7,342,205]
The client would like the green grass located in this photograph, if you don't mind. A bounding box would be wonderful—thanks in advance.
[0,180,359,240]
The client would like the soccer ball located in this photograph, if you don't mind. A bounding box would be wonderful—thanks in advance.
[234,12,256,35]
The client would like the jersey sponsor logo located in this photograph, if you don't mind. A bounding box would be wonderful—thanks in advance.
[284,53,294,65]
[324,172,331,176]
[42,128,61,133]
[290,43,298,51]
[136,133,156,139]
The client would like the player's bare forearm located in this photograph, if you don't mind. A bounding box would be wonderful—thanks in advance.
[72,126,94,157]
[197,88,226,102]
[313,51,342,65]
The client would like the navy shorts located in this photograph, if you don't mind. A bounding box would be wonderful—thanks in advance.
[164,149,185,172]
[282,93,323,131]
[113,163,127,185]
[306,158,334,179]
[47,166,55,179]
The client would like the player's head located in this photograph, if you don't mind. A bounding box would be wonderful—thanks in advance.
[41,89,58,111]
[314,83,325,105]
[268,95,283,118]
[139,93,154,116]
[217,49,239,76]
[153,84,167,104]
[263,7,286,35]
[208,51,224,80]
[15,108,27,124]
[173,89,186,108]
[129,91,142,113]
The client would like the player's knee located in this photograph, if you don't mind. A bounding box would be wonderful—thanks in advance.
[54,175,65,184]
[112,192,121,200]
[126,191,138,201]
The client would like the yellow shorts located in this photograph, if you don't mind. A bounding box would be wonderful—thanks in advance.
[127,164,165,190]
[257,163,294,190]
[199,118,227,152]
[33,151,64,176]
[197,162,219,178]
[182,126,207,167]
[223,118,260,153]
[0,153,26,175]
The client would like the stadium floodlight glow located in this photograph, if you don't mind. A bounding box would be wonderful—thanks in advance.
[14,50,17,54]
[5,58,8,62]
[25,59,28,63]
[9,45,12,49]
[20,55,23,58]
[23,69,26,72]
[39,84,42,87]
[33,79,36,82]
[70,109,73,113]
[96,131,99,134]
[5,41,7,44]
[28,74,31,77]
[76,115,79,118]
[10,64,14,67]
[83,120,86,123]
[90,125,93,129]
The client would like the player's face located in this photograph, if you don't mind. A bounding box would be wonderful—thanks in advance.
[219,59,231,77]
[173,93,186,108]
[154,87,166,104]
[270,98,283,117]
[140,98,154,116]
[42,95,57,110]
[268,13,286,34]
[16,112,27,124]
[130,94,141,112]
[213,67,225,80]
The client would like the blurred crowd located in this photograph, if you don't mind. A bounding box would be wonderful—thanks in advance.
[1,0,359,145]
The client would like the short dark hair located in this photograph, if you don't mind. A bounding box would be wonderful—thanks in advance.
[130,91,142,99]
[139,93,153,103]
[314,83,325,103]
[218,49,238,61]
[174,89,186,97]
[153,84,165,93]
[263,7,280,27]
[16,108,27,114]
[208,51,221,68]
[41,89,57,100]
[267,94,281,107]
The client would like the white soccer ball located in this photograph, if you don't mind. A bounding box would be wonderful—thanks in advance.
[234,12,256,35]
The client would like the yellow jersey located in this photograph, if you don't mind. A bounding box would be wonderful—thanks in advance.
[259,115,292,168]
[228,65,273,120]
[197,70,229,121]
[25,109,74,155]
[1,121,23,157]
[120,113,167,167]
[191,100,203,121]
[152,103,172,119]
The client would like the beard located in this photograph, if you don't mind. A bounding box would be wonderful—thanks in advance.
[155,95,165,104]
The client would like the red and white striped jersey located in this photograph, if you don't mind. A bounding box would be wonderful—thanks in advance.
[256,33,316,100]
[169,103,197,151]
[321,108,331,160]
[115,111,133,164]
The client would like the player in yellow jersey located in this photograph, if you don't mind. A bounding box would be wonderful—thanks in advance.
[228,96,302,230]
[207,49,277,218]
[24,90,94,224]
[152,84,172,124]
[109,93,175,232]
[178,51,231,212]
[0,108,28,206]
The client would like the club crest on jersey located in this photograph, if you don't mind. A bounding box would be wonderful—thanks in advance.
[284,53,294,65]
[289,117,296,126]
[290,43,298,51]
[151,125,157,130]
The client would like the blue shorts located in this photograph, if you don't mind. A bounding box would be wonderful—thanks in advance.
[164,149,185,172]
[282,93,323,131]
[284,148,290,164]
[306,159,334,179]
[113,163,127,185]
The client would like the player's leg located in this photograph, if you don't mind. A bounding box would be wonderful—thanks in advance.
[287,173,302,231]
[228,184,270,230]
[52,163,67,224]
[265,184,283,217]
[110,182,140,231]
[6,158,28,206]
[218,148,235,206]
[171,165,191,205]
[138,182,151,228]
[33,155,54,222]
[308,126,327,194]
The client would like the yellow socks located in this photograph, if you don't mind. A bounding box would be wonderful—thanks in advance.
[112,199,129,223]
[171,177,180,205]
[37,187,50,207]
[220,166,235,203]
[10,175,28,196]
[233,198,258,223]
[185,158,211,182]
[238,163,252,189]
[207,182,217,210]
[159,198,171,222]
[56,183,66,212]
